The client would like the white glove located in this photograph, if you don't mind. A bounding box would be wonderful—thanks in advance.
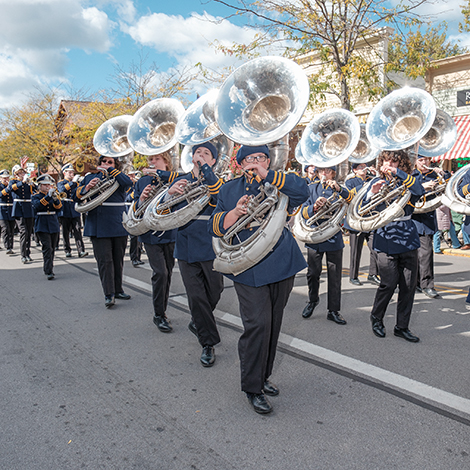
[72,175,80,182]
[23,174,29,183]
[48,188,55,197]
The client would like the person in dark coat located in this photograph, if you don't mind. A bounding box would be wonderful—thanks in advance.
[31,174,62,280]
[76,155,132,308]
[210,144,309,414]
[0,169,15,254]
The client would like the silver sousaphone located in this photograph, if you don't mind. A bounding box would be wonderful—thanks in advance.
[212,56,310,276]
[143,90,233,232]
[122,98,184,235]
[291,109,360,244]
[346,87,437,231]
[76,115,133,213]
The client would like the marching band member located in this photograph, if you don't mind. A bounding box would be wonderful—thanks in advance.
[365,150,425,342]
[8,164,35,263]
[304,164,318,184]
[168,141,224,367]
[456,168,470,308]
[301,166,353,324]
[412,155,450,298]
[76,155,132,308]
[0,170,15,254]
[126,169,144,267]
[57,163,88,259]
[210,145,308,414]
[345,163,380,286]
[133,153,179,332]
[31,175,62,280]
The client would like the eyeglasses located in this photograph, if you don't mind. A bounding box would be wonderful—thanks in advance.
[244,155,267,163]
[101,159,115,165]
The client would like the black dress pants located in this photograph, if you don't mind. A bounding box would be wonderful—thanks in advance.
[129,235,142,262]
[36,231,59,275]
[234,276,295,394]
[91,236,127,297]
[144,242,175,317]
[18,217,34,257]
[349,231,378,279]
[59,217,85,254]
[0,219,15,250]
[178,259,224,347]
[417,234,434,289]
[371,250,418,329]
[307,248,343,312]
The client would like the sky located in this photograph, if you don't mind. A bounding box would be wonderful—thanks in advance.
[0,0,469,110]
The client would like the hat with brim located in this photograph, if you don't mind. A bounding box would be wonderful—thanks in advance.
[37,174,55,185]
[62,163,74,172]
[236,145,270,164]
[0,169,10,178]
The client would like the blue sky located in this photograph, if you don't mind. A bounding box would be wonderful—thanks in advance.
[0,0,468,109]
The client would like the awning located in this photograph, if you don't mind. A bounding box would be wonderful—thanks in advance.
[432,115,470,162]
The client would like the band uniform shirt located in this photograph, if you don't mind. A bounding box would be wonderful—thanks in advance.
[76,169,132,238]
[8,178,34,218]
[411,168,450,235]
[362,168,425,255]
[301,180,353,252]
[171,164,224,264]
[209,169,308,287]
[31,192,62,233]
[0,182,14,221]
[133,172,179,245]
[57,179,81,219]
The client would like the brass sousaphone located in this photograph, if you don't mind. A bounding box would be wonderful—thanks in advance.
[143,90,232,232]
[346,87,437,231]
[122,98,185,235]
[211,56,310,276]
[75,115,133,213]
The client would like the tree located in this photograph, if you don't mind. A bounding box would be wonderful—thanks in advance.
[387,23,466,82]
[211,0,458,110]
[460,0,470,33]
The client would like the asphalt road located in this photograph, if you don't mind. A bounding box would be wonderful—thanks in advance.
[1,236,469,470]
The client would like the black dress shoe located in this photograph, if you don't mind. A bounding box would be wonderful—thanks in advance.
[416,286,423,293]
[394,326,420,342]
[105,295,115,308]
[367,274,381,286]
[327,311,347,325]
[6,249,14,255]
[263,380,279,396]
[153,315,173,333]
[349,278,362,286]
[115,292,131,300]
[78,251,88,258]
[200,345,215,367]
[423,288,438,299]
[302,298,320,318]
[370,315,385,338]
[132,260,144,267]
[246,392,273,414]
[188,320,198,337]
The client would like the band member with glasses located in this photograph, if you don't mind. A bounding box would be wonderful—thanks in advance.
[301,166,353,325]
[0,169,15,254]
[133,152,180,333]
[167,141,224,368]
[76,155,132,308]
[57,163,88,259]
[344,163,380,286]
[31,174,62,280]
[9,164,35,264]
[364,150,425,342]
[412,155,450,299]
[210,145,308,415]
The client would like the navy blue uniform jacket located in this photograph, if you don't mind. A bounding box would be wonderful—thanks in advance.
[171,164,223,263]
[8,179,34,218]
[31,192,62,233]
[210,169,308,287]
[362,168,425,254]
[301,181,353,252]
[76,168,132,238]
[57,179,81,218]
[133,171,179,245]
[0,183,14,221]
